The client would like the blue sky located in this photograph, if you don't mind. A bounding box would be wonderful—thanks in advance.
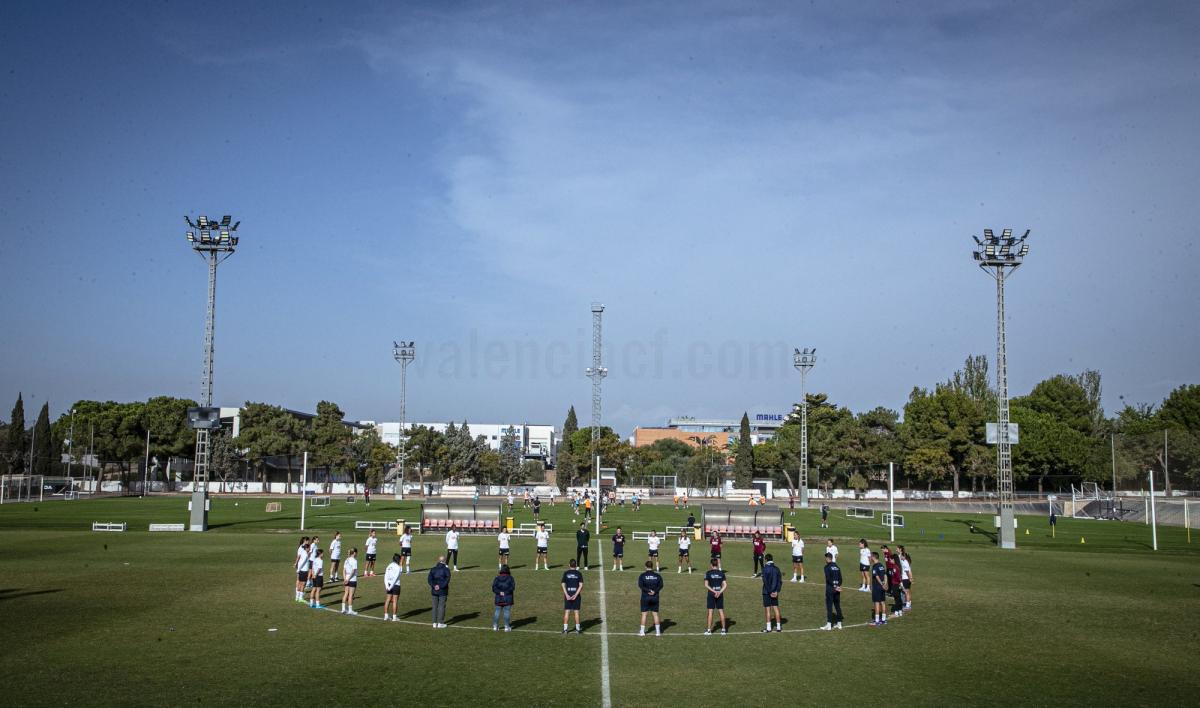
[1,1,1198,434]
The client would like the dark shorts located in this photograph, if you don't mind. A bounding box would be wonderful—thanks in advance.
[297,571,309,583]
[312,577,324,588]
[401,548,412,557]
[753,552,764,560]
[678,550,689,557]
[648,550,659,557]
[537,546,548,554]
[346,581,358,588]
[366,554,377,562]
[871,587,886,603]
[710,551,721,559]
[859,563,869,572]
[707,594,724,610]
[640,596,660,613]
[386,585,402,596]
[564,596,581,610]
[612,549,623,558]
[762,595,778,607]
[499,548,510,555]
[792,555,803,564]
[902,579,911,589]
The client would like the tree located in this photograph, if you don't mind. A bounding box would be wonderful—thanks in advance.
[310,401,352,492]
[901,386,986,495]
[142,396,198,465]
[558,406,579,476]
[499,425,522,485]
[520,458,545,483]
[208,427,243,490]
[238,402,309,493]
[477,449,503,485]
[32,402,52,476]
[733,412,754,487]
[944,354,994,405]
[566,427,622,485]
[351,427,392,493]
[1010,404,1091,493]
[5,393,26,475]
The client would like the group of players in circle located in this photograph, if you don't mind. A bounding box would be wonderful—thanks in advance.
[291,522,915,634]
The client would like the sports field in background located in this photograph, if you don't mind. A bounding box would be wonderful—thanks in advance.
[1,495,1197,707]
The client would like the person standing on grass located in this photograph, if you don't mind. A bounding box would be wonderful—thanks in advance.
[341,548,359,615]
[790,534,805,583]
[858,539,871,591]
[399,526,413,574]
[576,523,590,570]
[752,531,767,577]
[329,532,343,582]
[820,503,830,528]
[533,496,542,521]
[307,535,321,588]
[507,491,515,513]
[612,527,626,571]
[677,531,692,573]
[789,494,796,517]
[761,553,782,632]
[646,530,662,572]
[491,565,515,632]
[561,559,584,633]
[703,558,728,635]
[294,537,311,603]
[820,551,843,630]
[886,549,905,617]
[534,523,551,570]
[308,549,326,609]
[686,512,696,529]
[899,546,913,610]
[637,561,664,636]
[826,538,839,563]
[428,555,451,628]
[497,527,511,570]
[364,530,379,577]
[363,487,370,506]
[583,495,593,523]
[709,531,722,570]
[383,553,402,621]
[869,551,888,626]
[445,524,460,571]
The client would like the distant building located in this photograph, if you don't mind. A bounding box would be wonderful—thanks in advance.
[632,412,789,447]
[372,421,556,464]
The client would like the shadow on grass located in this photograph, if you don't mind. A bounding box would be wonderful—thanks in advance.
[0,588,64,601]
[579,617,602,632]
[401,607,429,619]
[358,602,384,612]
[446,612,479,625]
[510,616,537,628]
[944,518,997,543]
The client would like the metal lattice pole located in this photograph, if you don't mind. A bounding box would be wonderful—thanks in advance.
[793,348,815,508]
[194,251,218,487]
[393,341,415,500]
[972,228,1029,550]
[586,303,607,532]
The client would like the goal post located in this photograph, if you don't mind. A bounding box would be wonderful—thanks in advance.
[846,506,875,519]
[309,496,331,508]
[882,513,905,528]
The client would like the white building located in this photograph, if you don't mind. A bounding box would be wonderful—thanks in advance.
[372,422,556,463]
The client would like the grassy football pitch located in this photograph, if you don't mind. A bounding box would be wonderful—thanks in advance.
[0,495,1197,707]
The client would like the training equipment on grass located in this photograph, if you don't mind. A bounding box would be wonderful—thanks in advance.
[265,502,282,513]
[92,521,127,532]
[882,513,905,528]
[345,496,356,504]
[700,503,784,539]
[846,507,875,519]
[309,496,331,508]
[421,500,503,534]
[149,523,186,532]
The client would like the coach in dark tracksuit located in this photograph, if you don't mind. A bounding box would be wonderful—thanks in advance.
[823,552,843,628]
[427,557,451,628]
[761,554,783,632]
[576,525,590,570]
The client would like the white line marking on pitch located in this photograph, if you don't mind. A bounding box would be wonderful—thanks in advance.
[597,539,612,708]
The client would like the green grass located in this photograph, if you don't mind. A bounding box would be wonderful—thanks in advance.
[0,496,1198,707]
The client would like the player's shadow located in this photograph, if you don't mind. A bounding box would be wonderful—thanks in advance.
[510,616,537,628]
[358,602,383,612]
[400,607,429,618]
[445,612,479,625]
[457,565,479,571]
[945,518,997,542]
[507,564,526,570]
[0,588,64,601]
[724,618,738,630]
[660,619,677,632]
[579,618,602,632]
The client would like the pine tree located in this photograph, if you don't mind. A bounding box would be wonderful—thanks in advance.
[5,393,26,475]
[734,412,755,487]
[33,402,52,476]
[559,406,578,476]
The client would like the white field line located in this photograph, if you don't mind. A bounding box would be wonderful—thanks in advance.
[597,539,612,708]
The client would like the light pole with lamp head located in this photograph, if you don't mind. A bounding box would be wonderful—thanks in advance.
[792,347,816,508]
[393,341,415,500]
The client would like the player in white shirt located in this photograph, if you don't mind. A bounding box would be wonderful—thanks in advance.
[364,530,379,577]
[676,532,693,573]
[647,531,661,572]
[383,553,402,621]
[790,535,805,582]
[399,527,413,574]
[497,529,511,569]
[306,536,320,589]
[340,548,359,615]
[899,545,913,610]
[294,537,311,602]
[506,492,515,512]
[534,524,550,570]
[825,538,839,563]
[308,549,326,608]
[857,539,871,591]
[328,532,343,582]
[445,525,461,571]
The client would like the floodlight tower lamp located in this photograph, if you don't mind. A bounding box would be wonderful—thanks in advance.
[792,347,817,508]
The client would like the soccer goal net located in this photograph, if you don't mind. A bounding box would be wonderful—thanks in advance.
[309,496,331,508]
[882,513,905,528]
[846,506,875,519]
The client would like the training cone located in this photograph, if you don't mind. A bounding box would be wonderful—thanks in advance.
[1025,528,1030,535]
[1080,537,1086,544]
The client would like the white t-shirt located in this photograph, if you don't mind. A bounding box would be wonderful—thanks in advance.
[900,558,912,580]
[859,547,871,566]
[678,537,691,550]
[827,544,839,562]
[400,533,412,549]
[365,536,378,555]
[791,538,805,556]
[330,538,342,560]
[507,494,514,504]
[384,562,401,590]
[647,536,661,551]
[309,542,319,561]
[295,545,310,572]
[535,529,550,548]
[344,557,358,583]
[311,557,324,578]
[445,530,459,550]
[498,532,511,550]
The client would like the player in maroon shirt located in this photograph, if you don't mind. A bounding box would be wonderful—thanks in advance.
[709,532,722,571]
[752,532,767,577]
[885,550,904,617]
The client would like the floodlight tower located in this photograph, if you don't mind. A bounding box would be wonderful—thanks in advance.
[792,348,816,508]
[586,303,607,533]
[184,214,240,531]
[393,341,415,500]
[972,228,1030,550]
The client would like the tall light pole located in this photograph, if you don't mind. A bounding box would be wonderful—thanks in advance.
[184,214,240,531]
[393,341,415,500]
[792,347,816,508]
[586,303,607,534]
[972,227,1030,550]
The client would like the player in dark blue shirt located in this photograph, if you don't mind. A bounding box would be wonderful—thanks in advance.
[821,552,843,630]
[637,561,664,636]
[576,524,590,570]
[703,558,728,635]
[561,559,584,633]
[870,551,888,626]
[611,527,626,571]
[760,553,783,632]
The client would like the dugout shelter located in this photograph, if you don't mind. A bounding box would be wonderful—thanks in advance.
[421,500,504,534]
[701,503,784,539]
